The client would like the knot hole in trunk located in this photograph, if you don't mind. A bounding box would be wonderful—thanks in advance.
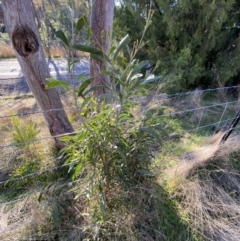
[12,25,39,56]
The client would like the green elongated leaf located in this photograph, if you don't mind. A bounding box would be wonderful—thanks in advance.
[135,169,155,177]
[108,45,116,55]
[122,57,128,65]
[130,73,143,81]
[90,53,104,62]
[45,78,70,90]
[78,77,95,97]
[76,15,87,35]
[139,127,162,144]
[74,73,86,81]
[80,97,91,108]
[142,75,161,84]
[56,30,70,48]
[126,44,131,57]
[68,161,76,173]
[129,76,159,91]
[118,113,133,122]
[87,26,91,40]
[101,70,115,77]
[151,124,168,135]
[126,69,134,83]
[67,58,71,72]
[83,85,110,97]
[60,135,75,142]
[113,34,131,60]
[67,58,79,73]
[72,163,83,180]
[72,44,104,56]
[120,59,137,82]
[132,60,149,73]
[98,94,118,100]
[129,78,145,90]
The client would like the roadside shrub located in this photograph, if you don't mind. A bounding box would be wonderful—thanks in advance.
[10,115,40,148]
[45,12,165,240]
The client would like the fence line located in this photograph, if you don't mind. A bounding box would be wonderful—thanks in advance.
[1,86,240,185]
[164,85,240,98]
[0,162,72,186]
[0,102,239,148]
[0,129,83,148]
[188,117,236,132]
[0,99,237,123]
[0,85,239,119]
[162,100,239,117]
[0,106,75,119]
[0,114,233,149]
[215,102,229,131]
[1,117,239,187]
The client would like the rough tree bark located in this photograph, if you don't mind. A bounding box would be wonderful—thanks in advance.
[0,4,3,24]
[2,0,74,149]
[90,0,114,97]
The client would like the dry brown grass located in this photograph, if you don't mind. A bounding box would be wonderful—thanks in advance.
[0,192,54,241]
[166,131,240,183]
[0,44,89,59]
[44,45,67,58]
[45,45,89,58]
[165,133,240,241]
[68,180,165,241]
[179,168,240,241]
[0,44,16,58]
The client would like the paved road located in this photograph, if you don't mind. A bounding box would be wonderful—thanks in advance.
[0,58,89,95]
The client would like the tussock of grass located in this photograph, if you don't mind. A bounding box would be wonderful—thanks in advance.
[168,144,219,182]
[0,191,55,241]
[178,168,240,241]
[164,134,240,241]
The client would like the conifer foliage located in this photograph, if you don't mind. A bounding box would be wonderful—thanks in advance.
[114,0,240,92]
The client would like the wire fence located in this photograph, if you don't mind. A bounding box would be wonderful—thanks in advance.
[1,85,240,240]
[1,86,240,147]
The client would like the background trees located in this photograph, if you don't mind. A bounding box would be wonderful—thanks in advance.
[114,0,240,92]
[32,0,88,57]
[2,0,240,93]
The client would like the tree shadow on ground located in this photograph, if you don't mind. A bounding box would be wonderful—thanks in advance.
[144,184,201,241]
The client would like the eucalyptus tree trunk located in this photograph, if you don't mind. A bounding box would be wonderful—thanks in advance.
[90,0,114,97]
[2,0,74,149]
[0,4,3,25]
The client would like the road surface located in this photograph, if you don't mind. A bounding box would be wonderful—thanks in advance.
[0,58,89,95]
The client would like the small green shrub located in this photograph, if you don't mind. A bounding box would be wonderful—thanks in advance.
[60,11,164,215]
[45,12,166,240]
[10,115,40,148]
[5,158,41,187]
